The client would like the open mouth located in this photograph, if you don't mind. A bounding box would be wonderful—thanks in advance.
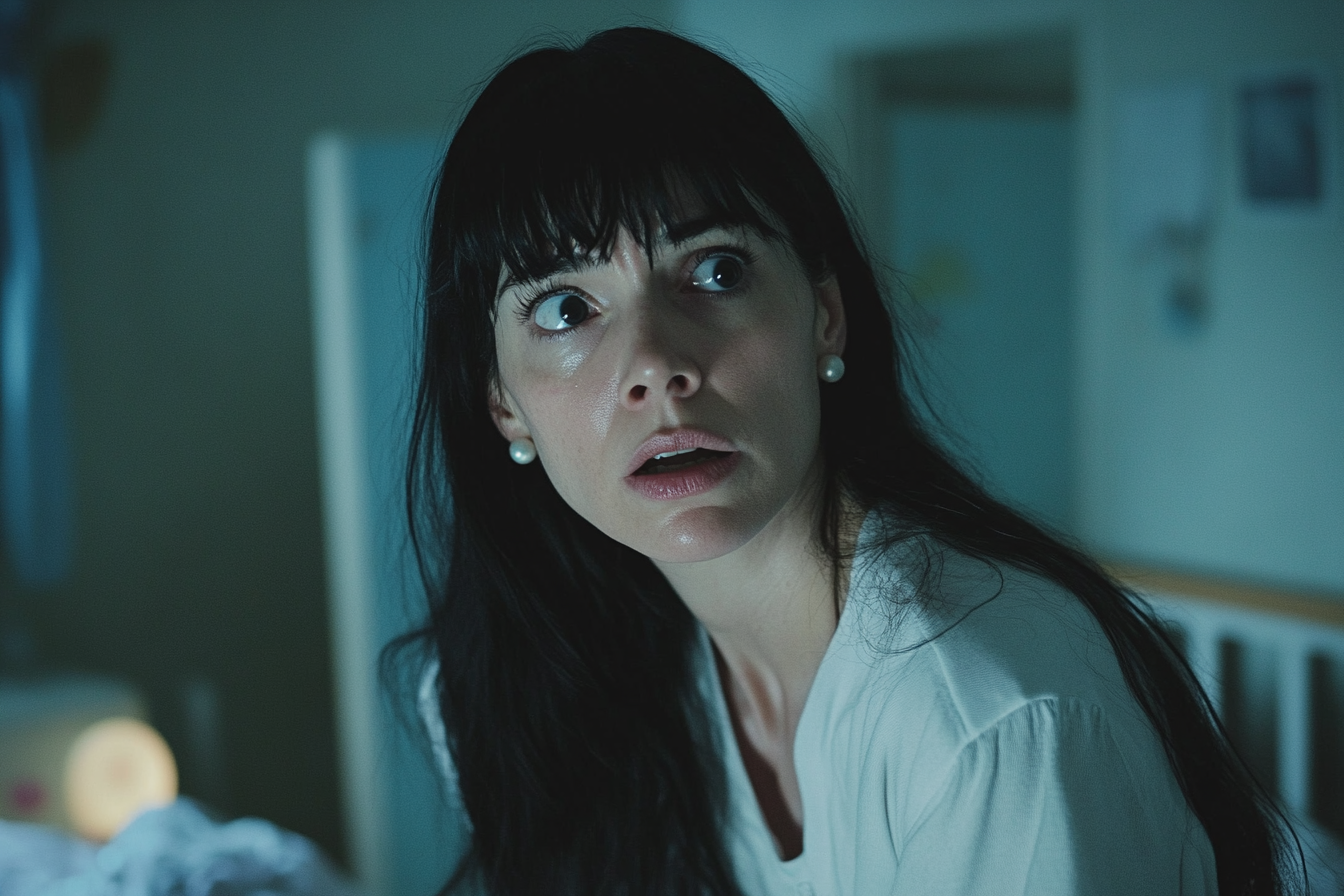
[633,447,734,475]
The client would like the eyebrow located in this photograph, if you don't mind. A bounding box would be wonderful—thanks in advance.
[498,254,602,297]
[496,213,752,297]
[663,213,747,246]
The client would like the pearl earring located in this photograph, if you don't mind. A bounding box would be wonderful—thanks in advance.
[508,438,537,465]
[818,354,845,383]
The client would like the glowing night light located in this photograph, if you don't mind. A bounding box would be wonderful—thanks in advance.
[63,717,178,842]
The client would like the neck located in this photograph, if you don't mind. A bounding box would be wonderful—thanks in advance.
[654,465,857,733]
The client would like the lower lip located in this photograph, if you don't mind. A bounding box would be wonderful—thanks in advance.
[624,452,741,500]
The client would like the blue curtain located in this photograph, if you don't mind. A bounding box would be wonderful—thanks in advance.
[1,0,74,586]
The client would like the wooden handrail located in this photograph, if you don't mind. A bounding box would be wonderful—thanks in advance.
[1105,562,1344,631]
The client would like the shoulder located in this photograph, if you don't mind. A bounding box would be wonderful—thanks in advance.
[915,553,1141,733]
[838,529,1141,741]
[804,528,1215,890]
[418,660,472,828]
[824,525,1188,832]
[886,693,1215,894]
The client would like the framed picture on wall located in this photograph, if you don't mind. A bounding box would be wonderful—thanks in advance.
[1238,67,1336,217]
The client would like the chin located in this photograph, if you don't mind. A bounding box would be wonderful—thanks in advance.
[635,504,768,564]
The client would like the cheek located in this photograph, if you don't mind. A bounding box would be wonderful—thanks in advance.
[501,349,619,486]
[526,385,602,456]
[714,313,825,479]
[717,317,820,415]
[523,388,627,533]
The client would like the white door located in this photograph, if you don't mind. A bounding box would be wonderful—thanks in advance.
[307,134,465,896]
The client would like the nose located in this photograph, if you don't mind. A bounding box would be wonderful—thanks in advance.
[618,308,703,409]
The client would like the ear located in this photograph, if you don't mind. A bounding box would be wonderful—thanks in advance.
[813,275,847,357]
[488,379,531,443]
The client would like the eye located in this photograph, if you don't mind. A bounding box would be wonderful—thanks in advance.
[689,254,745,292]
[532,291,593,331]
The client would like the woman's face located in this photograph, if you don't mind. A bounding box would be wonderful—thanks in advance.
[490,215,846,564]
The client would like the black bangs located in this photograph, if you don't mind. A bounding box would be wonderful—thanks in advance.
[492,158,780,290]
[435,32,806,301]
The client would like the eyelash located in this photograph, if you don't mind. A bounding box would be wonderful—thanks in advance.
[514,283,565,327]
[512,242,758,336]
[692,243,757,290]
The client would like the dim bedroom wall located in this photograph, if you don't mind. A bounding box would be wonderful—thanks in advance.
[13,0,669,863]
[673,0,1344,594]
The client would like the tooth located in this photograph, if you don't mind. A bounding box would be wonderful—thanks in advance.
[653,448,697,460]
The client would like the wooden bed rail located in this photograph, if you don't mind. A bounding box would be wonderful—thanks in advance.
[1106,562,1344,630]
[1104,562,1344,824]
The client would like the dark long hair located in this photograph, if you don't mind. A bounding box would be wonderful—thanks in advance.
[409,25,1297,895]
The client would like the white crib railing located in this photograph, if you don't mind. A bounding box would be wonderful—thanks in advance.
[1115,565,1344,826]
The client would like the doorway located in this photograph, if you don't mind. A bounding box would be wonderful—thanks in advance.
[849,30,1077,532]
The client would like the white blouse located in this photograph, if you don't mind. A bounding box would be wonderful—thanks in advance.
[702,517,1217,895]
[420,514,1221,894]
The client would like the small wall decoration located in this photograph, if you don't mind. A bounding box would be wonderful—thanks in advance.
[1239,70,1330,208]
[1114,83,1215,334]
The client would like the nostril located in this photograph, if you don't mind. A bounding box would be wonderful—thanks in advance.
[623,368,698,405]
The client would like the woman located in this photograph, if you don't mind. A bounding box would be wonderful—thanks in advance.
[407,25,1298,895]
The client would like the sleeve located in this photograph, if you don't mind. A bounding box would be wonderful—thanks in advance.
[418,659,474,833]
[891,697,1216,896]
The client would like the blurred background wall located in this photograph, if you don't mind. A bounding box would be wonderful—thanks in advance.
[2,0,1339,878]
[3,0,671,865]
[678,0,1344,593]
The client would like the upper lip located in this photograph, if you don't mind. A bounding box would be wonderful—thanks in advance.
[626,428,737,476]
